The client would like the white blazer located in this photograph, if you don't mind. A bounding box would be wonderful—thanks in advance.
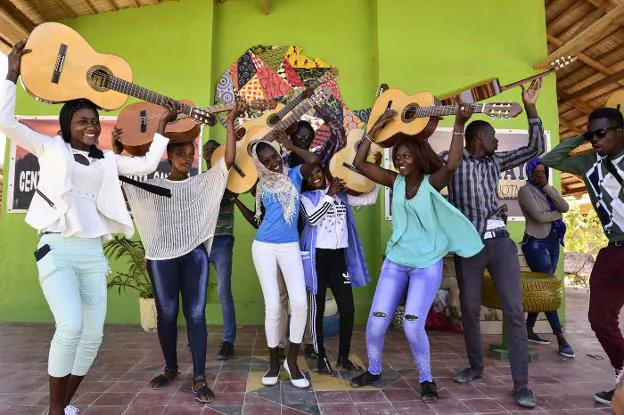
[0,79,169,238]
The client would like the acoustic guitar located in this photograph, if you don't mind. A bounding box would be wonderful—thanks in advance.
[439,56,576,105]
[235,67,338,138]
[328,84,389,193]
[211,86,332,194]
[20,22,218,129]
[115,99,276,156]
[366,89,522,147]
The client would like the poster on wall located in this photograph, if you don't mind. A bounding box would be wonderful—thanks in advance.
[384,127,551,221]
[6,116,202,213]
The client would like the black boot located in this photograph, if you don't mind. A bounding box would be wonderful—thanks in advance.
[48,375,70,415]
[64,375,84,407]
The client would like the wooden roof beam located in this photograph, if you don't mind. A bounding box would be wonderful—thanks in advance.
[262,0,269,15]
[52,0,78,18]
[561,66,624,102]
[0,0,35,32]
[547,33,624,89]
[82,0,98,14]
[536,3,624,68]
[0,36,11,54]
[559,117,585,133]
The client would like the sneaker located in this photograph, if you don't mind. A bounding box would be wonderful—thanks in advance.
[594,389,614,405]
[64,405,79,415]
[558,344,575,358]
[513,385,537,408]
[217,341,235,360]
[528,333,550,345]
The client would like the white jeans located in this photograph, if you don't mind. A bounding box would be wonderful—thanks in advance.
[36,234,109,377]
[252,240,308,348]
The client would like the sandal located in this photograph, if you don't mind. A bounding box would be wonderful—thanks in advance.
[149,369,179,389]
[420,380,439,402]
[192,376,215,404]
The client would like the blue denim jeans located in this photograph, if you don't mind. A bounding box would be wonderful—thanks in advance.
[211,235,236,343]
[521,226,563,334]
[147,244,210,378]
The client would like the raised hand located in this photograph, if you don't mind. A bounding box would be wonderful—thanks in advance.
[227,98,248,124]
[521,78,542,107]
[111,127,124,154]
[455,103,473,126]
[7,39,31,83]
[327,177,345,196]
[368,109,397,139]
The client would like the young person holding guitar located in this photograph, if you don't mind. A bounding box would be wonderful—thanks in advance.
[349,106,483,403]
[118,100,247,404]
[0,40,177,415]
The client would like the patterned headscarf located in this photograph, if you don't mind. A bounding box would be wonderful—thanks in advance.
[525,157,567,245]
[251,142,299,225]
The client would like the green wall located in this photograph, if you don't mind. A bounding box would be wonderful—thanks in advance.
[0,0,558,325]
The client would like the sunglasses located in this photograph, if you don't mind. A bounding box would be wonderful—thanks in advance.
[584,126,620,141]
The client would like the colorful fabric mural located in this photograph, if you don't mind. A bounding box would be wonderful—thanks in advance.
[214,45,371,147]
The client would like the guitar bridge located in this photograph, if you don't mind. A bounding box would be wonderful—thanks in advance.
[51,44,68,84]
[342,162,364,176]
[139,110,147,133]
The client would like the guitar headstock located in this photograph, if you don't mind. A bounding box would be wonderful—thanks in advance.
[376,83,390,97]
[248,99,277,110]
[549,55,577,71]
[483,102,523,119]
[191,107,217,126]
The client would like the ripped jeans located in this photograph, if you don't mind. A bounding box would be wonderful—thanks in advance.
[365,258,442,382]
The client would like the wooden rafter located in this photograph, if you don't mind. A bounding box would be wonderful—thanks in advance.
[0,0,35,32]
[53,0,78,18]
[548,1,589,36]
[561,66,624,102]
[559,118,585,133]
[535,3,624,68]
[0,36,11,53]
[262,0,269,15]
[565,2,610,37]
[107,0,119,10]
[82,0,98,14]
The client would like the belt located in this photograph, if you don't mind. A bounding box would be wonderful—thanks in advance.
[39,231,61,238]
[483,230,509,240]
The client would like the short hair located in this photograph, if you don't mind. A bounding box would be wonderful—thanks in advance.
[588,108,623,127]
[465,120,491,144]
[295,120,314,134]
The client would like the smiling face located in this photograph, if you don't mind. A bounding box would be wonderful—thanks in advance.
[257,143,283,174]
[305,165,326,189]
[393,143,417,176]
[291,124,315,149]
[168,142,195,175]
[70,108,101,149]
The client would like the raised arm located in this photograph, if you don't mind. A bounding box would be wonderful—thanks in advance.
[0,40,52,156]
[540,135,595,176]
[353,110,397,188]
[498,79,546,172]
[224,100,247,169]
[430,104,471,191]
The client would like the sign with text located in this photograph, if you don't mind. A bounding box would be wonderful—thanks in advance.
[384,126,551,221]
[7,116,202,213]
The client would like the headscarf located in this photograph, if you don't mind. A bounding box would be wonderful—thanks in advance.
[525,157,567,245]
[251,141,299,225]
[59,99,104,159]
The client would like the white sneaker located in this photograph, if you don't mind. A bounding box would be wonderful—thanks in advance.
[283,359,310,389]
[64,405,79,415]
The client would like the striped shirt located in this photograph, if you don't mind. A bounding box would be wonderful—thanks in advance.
[123,159,229,260]
[541,135,624,242]
[440,118,545,235]
[214,198,234,237]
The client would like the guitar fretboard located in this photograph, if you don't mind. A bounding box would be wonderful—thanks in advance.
[258,93,325,142]
[106,76,193,116]
[412,103,487,117]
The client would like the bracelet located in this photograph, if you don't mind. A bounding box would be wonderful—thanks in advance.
[452,130,465,136]
[363,134,374,143]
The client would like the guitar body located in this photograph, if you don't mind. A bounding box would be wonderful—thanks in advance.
[115,100,201,156]
[210,137,262,194]
[21,22,133,111]
[366,89,439,147]
[439,78,503,105]
[329,129,378,194]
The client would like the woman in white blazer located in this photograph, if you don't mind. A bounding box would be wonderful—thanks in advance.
[0,41,175,415]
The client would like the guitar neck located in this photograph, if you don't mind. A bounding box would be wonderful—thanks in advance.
[415,103,487,117]
[107,76,196,118]
[501,67,554,91]
[259,96,319,142]
[272,78,325,121]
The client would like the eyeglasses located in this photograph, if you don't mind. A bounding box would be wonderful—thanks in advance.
[584,126,620,141]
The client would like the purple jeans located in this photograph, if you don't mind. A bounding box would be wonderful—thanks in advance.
[366,258,442,382]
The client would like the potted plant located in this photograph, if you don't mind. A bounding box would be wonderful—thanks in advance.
[103,235,156,332]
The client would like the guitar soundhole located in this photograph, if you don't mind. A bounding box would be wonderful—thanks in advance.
[87,66,112,92]
[267,113,281,126]
[402,104,419,122]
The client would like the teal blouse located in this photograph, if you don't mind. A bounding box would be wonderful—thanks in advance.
[386,175,484,268]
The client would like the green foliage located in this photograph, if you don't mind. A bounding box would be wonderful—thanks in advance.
[563,202,608,258]
[103,235,153,298]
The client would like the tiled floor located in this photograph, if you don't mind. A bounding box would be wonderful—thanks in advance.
[0,287,620,415]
